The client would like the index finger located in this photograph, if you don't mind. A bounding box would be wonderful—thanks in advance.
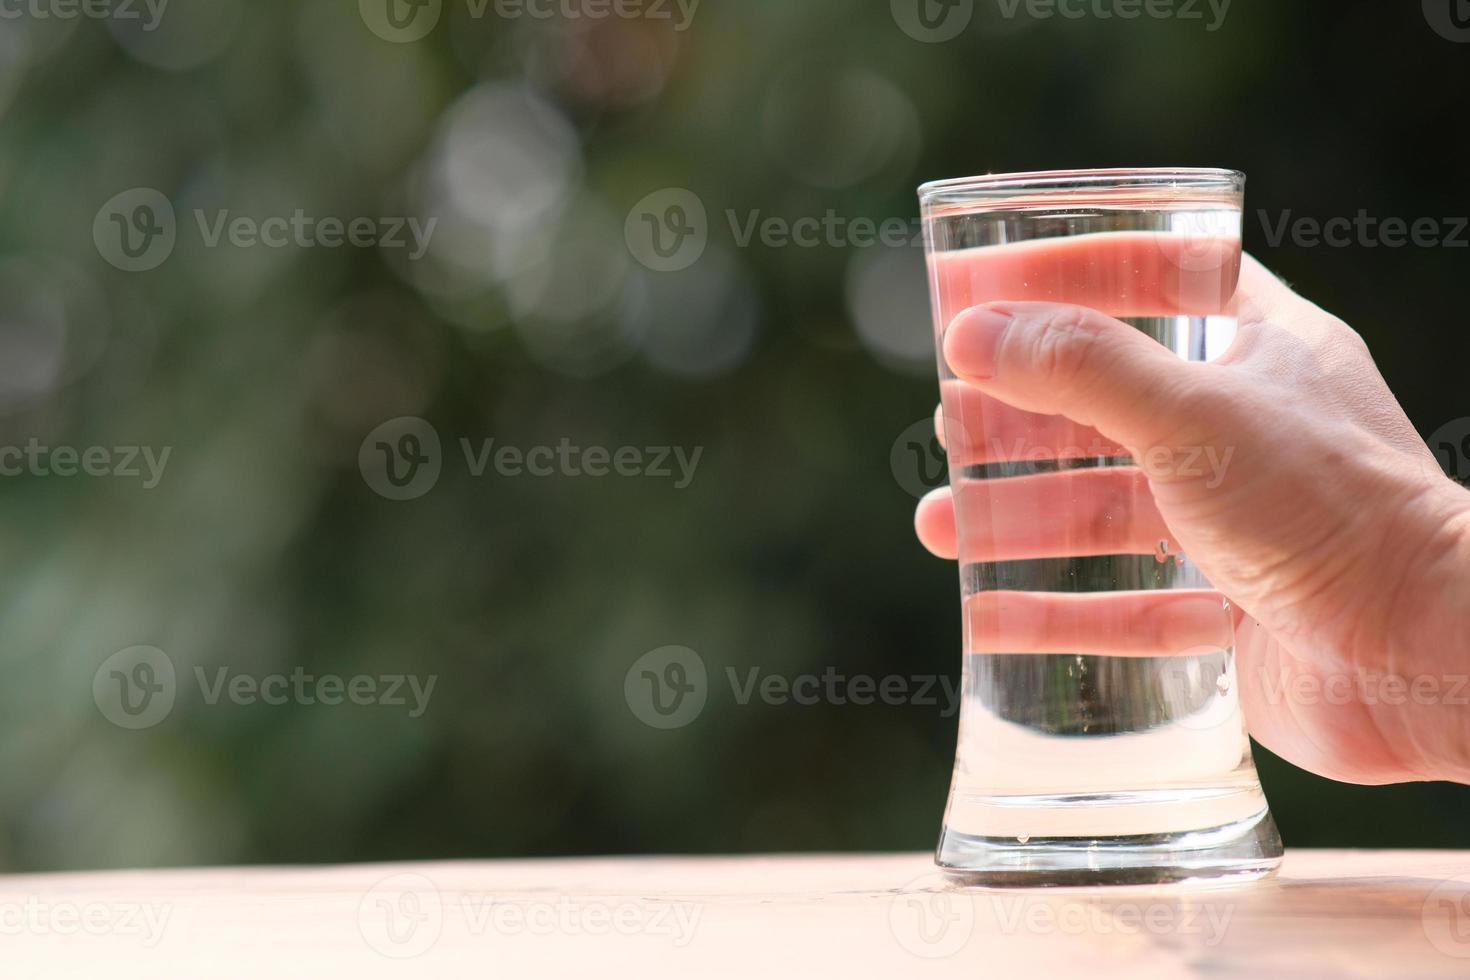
[929,230,1242,319]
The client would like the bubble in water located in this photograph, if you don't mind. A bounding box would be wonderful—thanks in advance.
[1016,834,1031,844]
[1175,556,1185,567]
[1216,673,1230,695]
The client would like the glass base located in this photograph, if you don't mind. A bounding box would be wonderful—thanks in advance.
[937,803,1283,887]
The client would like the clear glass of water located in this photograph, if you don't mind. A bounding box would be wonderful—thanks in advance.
[918,168,1283,885]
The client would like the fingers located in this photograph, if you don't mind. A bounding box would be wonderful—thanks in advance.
[916,240,1272,665]
[943,302,1210,454]
[965,590,1232,657]
[957,468,1172,561]
[914,483,1225,655]
[915,487,958,560]
[914,469,1173,562]
[914,484,1224,655]
[937,382,1124,468]
[929,230,1241,319]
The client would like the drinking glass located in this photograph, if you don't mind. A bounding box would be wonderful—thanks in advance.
[918,168,1283,885]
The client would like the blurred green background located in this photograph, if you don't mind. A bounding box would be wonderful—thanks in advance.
[1,0,1468,871]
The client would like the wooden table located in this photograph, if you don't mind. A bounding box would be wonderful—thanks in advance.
[3,851,1470,977]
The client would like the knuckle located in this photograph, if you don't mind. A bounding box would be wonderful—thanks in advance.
[1339,321,1374,359]
[1318,312,1370,354]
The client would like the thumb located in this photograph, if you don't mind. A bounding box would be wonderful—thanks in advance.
[942,301,1212,455]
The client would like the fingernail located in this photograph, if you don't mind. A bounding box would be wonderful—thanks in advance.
[943,306,1012,381]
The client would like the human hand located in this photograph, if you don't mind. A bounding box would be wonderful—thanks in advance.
[915,254,1470,785]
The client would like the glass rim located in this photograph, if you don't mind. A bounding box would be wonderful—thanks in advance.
[918,167,1245,205]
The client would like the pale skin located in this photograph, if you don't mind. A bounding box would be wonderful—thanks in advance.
[916,254,1470,785]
